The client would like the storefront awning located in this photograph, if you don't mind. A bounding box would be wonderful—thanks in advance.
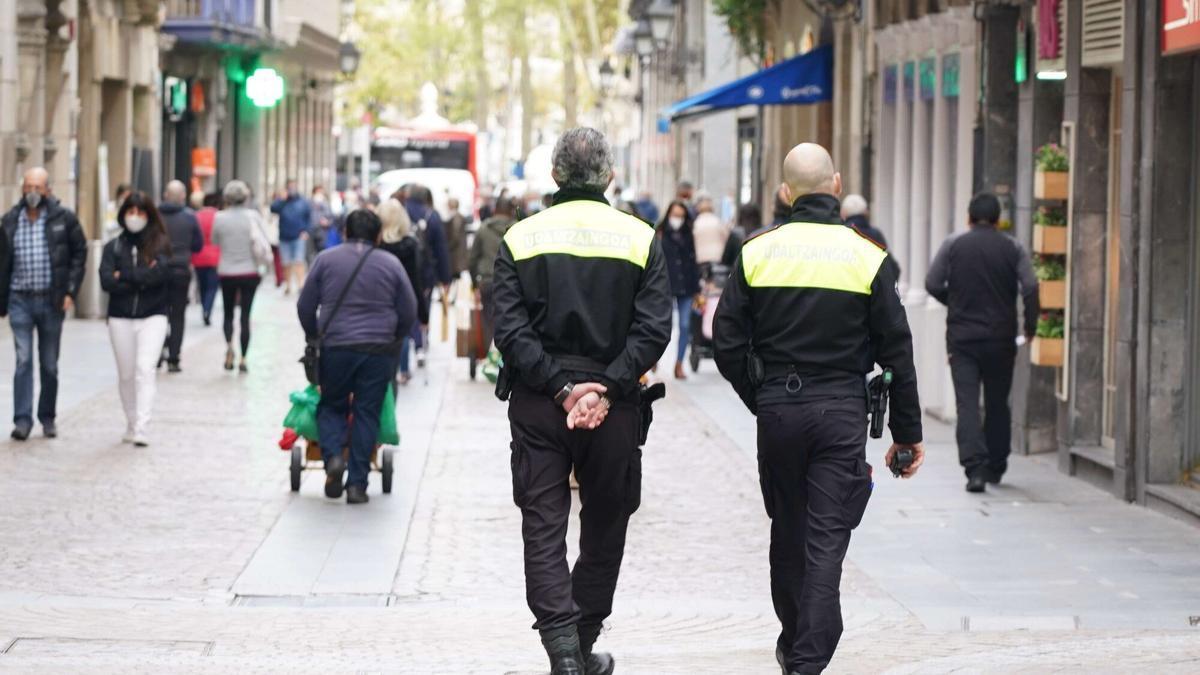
[661,45,834,123]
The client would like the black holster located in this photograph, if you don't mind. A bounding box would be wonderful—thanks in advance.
[747,351,765,388]
[638,382,667,446]
[494,365,514,401]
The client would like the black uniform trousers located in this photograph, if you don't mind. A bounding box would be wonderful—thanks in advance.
[508,388,642,632]
[163,271,191,365]
[756,395,872,674]
[948,339,1016,479]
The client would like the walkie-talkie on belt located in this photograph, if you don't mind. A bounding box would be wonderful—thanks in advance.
[868,367,893,440]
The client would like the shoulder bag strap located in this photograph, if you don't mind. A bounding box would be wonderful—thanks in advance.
[317,246,375,343]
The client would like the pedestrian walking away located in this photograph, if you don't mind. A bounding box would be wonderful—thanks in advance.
[444,197,469,279]
[493,127,672,675]
[713,143,924,675]
[692,196,730,270]
[468,196,517,351]
[841,194,901,280]
[656,200,700,380]
[297,209,416,504]
[270,178,312,294]
[191,191,222,326]
[377,197,429,386]
[99,192,171,447]
[0,167,87,440]
[926,192,1039,493]
[212,180,271,373]
[158,181,203,372]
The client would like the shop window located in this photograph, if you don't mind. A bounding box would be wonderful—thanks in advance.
[737,119,757,206]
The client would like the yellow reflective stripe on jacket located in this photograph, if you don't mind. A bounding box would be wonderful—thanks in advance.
[504,200,655,267]
[742,222,887,294]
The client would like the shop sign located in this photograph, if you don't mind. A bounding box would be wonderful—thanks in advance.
[883,65,898,104]
[902,62,915,103]
[942,54,960,98]
[1163,0,1200,54]
[192,147,217,178]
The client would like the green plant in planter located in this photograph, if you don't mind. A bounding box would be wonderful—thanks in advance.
[1034,255,1066,281]
[1034,206,1067,226]
[1037,313,1065,339]
[1036,143,1069,172]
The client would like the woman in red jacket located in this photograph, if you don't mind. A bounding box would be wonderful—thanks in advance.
[190,191,222,325]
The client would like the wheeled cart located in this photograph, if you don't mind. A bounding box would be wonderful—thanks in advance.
[287,440,395,494]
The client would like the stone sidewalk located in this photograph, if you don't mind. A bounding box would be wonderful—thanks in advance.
[0,288,1197,672]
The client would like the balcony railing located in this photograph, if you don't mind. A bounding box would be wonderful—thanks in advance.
[165,0,256,28]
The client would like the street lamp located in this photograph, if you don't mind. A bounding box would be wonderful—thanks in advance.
[634,19,654,57]
[646,0,675,47]
[339,41,361,77]
[598,59,615,93]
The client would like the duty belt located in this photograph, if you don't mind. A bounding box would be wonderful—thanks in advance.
[552,354,609,375]
[761,364,866,397]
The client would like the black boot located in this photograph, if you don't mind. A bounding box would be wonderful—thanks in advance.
[539,626,585,675]
[578,624,615,675]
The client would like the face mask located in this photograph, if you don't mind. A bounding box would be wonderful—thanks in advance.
[24,192,42,209]
[313,194,326,204]
[124,215,148,233]
[668,217,684,230]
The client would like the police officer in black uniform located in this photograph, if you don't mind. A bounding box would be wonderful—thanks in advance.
[493,127,672,675]
[714,143,925,674]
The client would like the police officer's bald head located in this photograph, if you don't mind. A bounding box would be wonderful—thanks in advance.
[780,143,841,206]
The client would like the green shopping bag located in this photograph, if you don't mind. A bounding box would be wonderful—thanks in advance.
[284,383,399,446]
[283,384,321,441]
[482,346,503,384]
[379,384,399,446]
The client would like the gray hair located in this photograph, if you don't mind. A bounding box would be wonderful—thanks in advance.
[842,193,868,218]
[223,180,250,206]
[551,127,614,192]
[164,180,187,205]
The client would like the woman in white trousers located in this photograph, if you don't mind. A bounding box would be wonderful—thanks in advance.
[99,192,171,446]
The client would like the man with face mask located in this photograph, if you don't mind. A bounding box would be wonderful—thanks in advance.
[0,167,88,440]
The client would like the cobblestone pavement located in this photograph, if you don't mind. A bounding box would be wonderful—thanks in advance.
[0,289,1198,672]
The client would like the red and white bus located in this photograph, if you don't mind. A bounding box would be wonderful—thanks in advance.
[371,127,478,185]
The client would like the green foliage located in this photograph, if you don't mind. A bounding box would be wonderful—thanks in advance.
[1034,255,1066,281]
[713,0,768,61]
[1036,313,1065,339]
[1034,206,1067,226]
[1035,143,1069,172]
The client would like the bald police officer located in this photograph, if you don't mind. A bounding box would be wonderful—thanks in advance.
[714,143,925,674]
[493,128,672,675]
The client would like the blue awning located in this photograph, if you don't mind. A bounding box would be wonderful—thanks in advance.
[661,45,834,123]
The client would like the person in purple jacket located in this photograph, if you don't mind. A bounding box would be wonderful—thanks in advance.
[297,209,417,504]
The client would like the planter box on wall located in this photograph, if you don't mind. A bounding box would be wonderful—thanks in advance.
[1033,225,1069,254]
[1035,170,1070,200]
[1031,336,1064,367]
[1039,280,1067,309]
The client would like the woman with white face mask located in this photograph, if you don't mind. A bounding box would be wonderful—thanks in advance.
[98,192,171,446]
[655,200,701,380]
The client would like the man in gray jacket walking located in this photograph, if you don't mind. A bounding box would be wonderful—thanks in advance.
[297,209,417,504]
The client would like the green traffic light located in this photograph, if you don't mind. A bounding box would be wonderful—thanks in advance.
[246,68,285,108]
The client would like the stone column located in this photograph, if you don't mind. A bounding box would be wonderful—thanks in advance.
[1,0,21,207]
[873,29,897,238]
[906,20,933,307]
[952,19,978,234]
[16,0,47,175]
[888,29,912,291]
[43,0,75,206]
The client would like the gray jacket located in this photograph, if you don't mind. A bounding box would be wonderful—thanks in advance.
[296,240,417,350]
[211,207,263,277]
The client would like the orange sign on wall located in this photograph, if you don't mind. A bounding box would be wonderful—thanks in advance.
[192,147,217,178]
[1163,0,1200,54]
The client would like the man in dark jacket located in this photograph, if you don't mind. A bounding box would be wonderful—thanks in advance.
[158,180,203,372]
[468,196,515,348]
[271,179,312,294]
[297,209,416,504]
[405,186,452,292]
[0,167,88,440]
[842,193,901,280]
[494,127,672,675]
[926,192,1040,493]
[444,197,469,278]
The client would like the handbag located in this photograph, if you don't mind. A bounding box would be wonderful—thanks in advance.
[300,247,376,385]
[250,214,275,270]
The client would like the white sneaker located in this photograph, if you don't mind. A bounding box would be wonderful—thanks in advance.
[122,431,135,444]
[133,434,149,447]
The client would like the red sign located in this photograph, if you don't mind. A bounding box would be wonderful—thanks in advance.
[192,147,217,178]
[1163,0,1200,54]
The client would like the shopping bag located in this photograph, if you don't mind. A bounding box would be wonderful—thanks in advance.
[282,384,321,441]
[379,383,400,446]
[482,346,503,384]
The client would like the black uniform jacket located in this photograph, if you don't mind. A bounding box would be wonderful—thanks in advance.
[493,189,672,400]
[713,193,922,445]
